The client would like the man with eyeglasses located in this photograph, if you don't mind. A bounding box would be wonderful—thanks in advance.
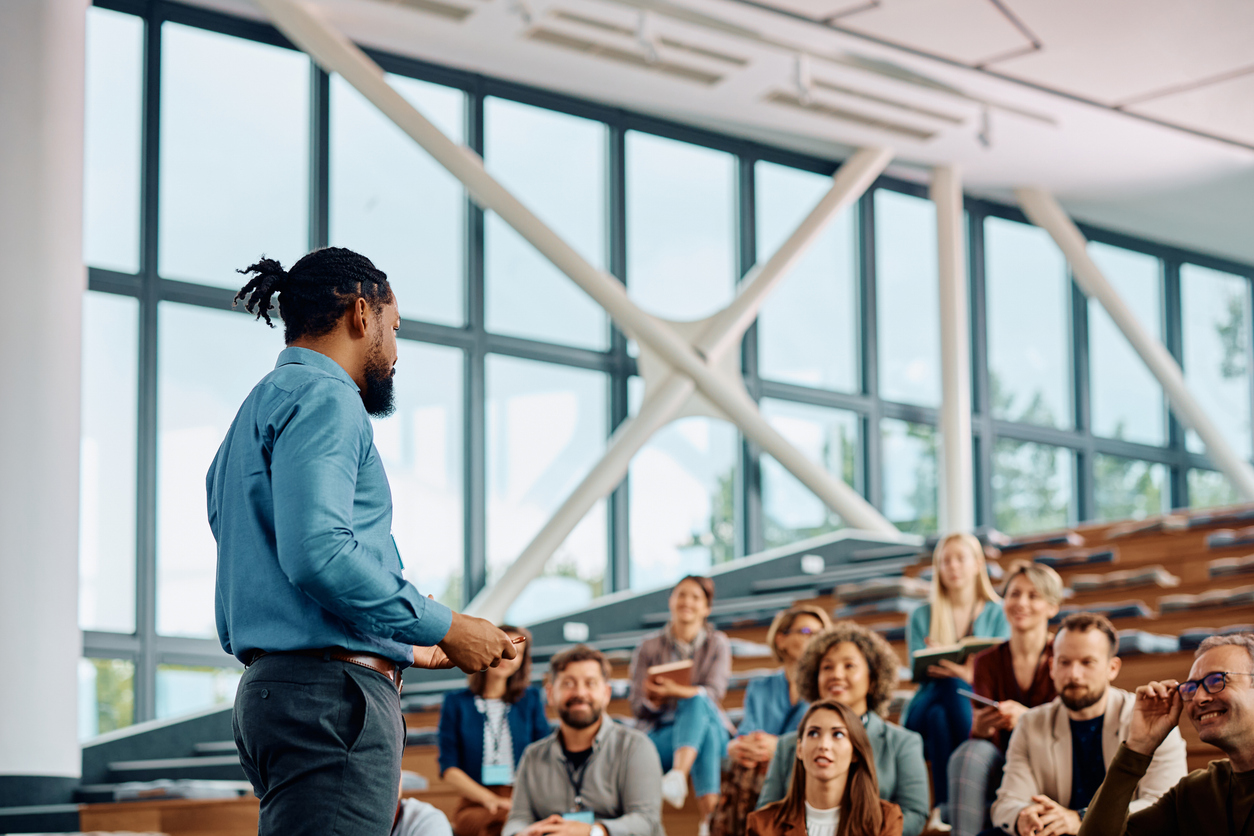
[1077,633,1254,836]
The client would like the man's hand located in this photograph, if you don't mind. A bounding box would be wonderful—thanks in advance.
[1030,795,1081,836]
[412,644,455,670]
[1017,802,1046,836]
[437,611,519,674]
[520,814,594,836]
[1127,679,1184,756]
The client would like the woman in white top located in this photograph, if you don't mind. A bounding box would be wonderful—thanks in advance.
[748,700,903,836]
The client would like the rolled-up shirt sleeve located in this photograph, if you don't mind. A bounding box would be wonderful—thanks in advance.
[270,380,452,648]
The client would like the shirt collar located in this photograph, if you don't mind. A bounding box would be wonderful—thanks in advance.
[553,716,615,761]
[276,346,360,392]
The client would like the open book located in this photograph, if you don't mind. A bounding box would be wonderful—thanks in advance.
[910,637,1001,683]
[647,659,694,688]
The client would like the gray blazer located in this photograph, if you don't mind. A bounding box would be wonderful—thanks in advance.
[757,712,929,836]
[990,687,1188,834]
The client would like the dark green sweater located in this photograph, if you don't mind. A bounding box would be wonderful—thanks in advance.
[1078,743,1254,836]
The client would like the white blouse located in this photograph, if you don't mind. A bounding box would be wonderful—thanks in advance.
[804,801,840,836]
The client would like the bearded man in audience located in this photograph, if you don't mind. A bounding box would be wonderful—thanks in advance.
[990,613,1187,836]
[1077,633,1254,836]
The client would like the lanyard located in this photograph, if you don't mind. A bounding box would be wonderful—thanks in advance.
[477,699,511,765]
[564,750,595,809]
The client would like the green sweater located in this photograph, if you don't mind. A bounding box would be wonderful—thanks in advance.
[1078,743,1254,836]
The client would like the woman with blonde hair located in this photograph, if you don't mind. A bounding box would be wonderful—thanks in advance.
[948,561,1063,836]
[902,533,1009,827]
[711,604,833,836]
[747,700,903,836]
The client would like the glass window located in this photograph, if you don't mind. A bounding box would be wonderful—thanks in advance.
[485,98,608,349]
[156,664,243,719]
[1088,244,1165,445]
[1182,264,1252,458]
[156,304,285,638]
[760,399,858,548]
[79,658,134,740]
[375,341,464,608]
[881,419,939,534]
[159,24,309,287]
[985,217,1072,428]
[80,292,139,633]
[755,162,859,391]
[1189,468,1242,509]
[876,190,939,406]
[486,357,607,623]
[331,75,466,326]
[992,439,1073,534]
[1093,455,1168,521]
[629,380,738,589]
[627,132,736,323]
[83,8,143,273]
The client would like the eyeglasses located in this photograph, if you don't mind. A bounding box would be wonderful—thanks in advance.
[1177,671,1254,701]
[782,627,819,636]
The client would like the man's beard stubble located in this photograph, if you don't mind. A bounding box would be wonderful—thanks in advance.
[1060,681,1106,712]
[559,698,603,730]
[362,336,396,418]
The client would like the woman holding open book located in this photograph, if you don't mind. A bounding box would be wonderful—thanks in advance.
[902,533,1009,830]
[629,574,734,832]
[948,561,1062,836]
[747,699,904,836]
[756,622,929,836]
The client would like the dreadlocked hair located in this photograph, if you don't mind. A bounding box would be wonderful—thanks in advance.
[234,247,393,343]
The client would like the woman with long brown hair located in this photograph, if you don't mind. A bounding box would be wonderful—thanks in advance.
[748,700,903,836]
[437,625,550,836]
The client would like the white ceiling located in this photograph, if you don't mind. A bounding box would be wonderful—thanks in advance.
[201,0,1254,264]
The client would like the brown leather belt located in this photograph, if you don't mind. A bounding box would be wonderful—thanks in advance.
[249,647,404,693]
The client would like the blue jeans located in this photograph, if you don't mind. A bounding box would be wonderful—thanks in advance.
[647,695,728,797]
[903,677,972,809]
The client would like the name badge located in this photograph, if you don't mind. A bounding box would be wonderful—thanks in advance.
[481,764,512,786]
[563,810,595,824]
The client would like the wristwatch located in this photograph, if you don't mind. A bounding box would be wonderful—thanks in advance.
[1077,806,1088,822]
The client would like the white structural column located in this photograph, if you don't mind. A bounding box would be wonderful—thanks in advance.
[1017,188,1254,501]
[932,166,974,533]
[0,0,87,803]
[469,148,893,620]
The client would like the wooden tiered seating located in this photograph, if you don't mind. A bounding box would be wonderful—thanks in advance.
[73,506,1254,836]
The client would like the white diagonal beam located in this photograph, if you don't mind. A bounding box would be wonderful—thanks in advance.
[1017,187,1254,500]
[468,148,893,620]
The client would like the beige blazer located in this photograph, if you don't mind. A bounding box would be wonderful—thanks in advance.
[990,687,1188,834]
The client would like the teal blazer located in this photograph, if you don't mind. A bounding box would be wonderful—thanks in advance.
[756,712,929,836]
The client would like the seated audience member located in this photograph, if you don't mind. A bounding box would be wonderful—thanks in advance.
[949,563,1063,836]
[748,700,904,836]
[629,575,733,823]
[904,533,1010,828]
[439,625,551,836]
[758,622,929,836]
[504,644,664,836]
[712,604,834,836]
[393,774,454,836]
[991,613,1188,836]
[1076,633,1254,836]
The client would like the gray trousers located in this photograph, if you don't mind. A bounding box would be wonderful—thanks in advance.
[948,738,1007,836]
[233,653,405,836]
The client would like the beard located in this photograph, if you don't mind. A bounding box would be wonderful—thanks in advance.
[361,336,396,418]
[1060,681,1106,712]
[558,698,603,730]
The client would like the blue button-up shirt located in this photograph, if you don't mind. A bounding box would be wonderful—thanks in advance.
[207,346,453,666]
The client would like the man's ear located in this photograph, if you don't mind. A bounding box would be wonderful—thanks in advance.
[1108,654,1122,682]
[348,296,370,338]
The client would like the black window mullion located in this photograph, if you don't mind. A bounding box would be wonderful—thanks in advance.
[967,207,994,529]
[737,156,763,559]
[1163,258,1189,507]
[859,190,881,508]
[463,82,487,606]
[1071,274,1093,521]
[607,120,630,593]
[309,65,330,250]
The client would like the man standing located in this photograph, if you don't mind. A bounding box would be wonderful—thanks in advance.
[1078,634,1254,836]
[991,613,1186,836]
[504,645,664,836]
[207,248,517,835]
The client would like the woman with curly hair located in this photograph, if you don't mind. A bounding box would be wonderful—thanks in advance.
[757,622,929,836]
[748,700,903,836]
